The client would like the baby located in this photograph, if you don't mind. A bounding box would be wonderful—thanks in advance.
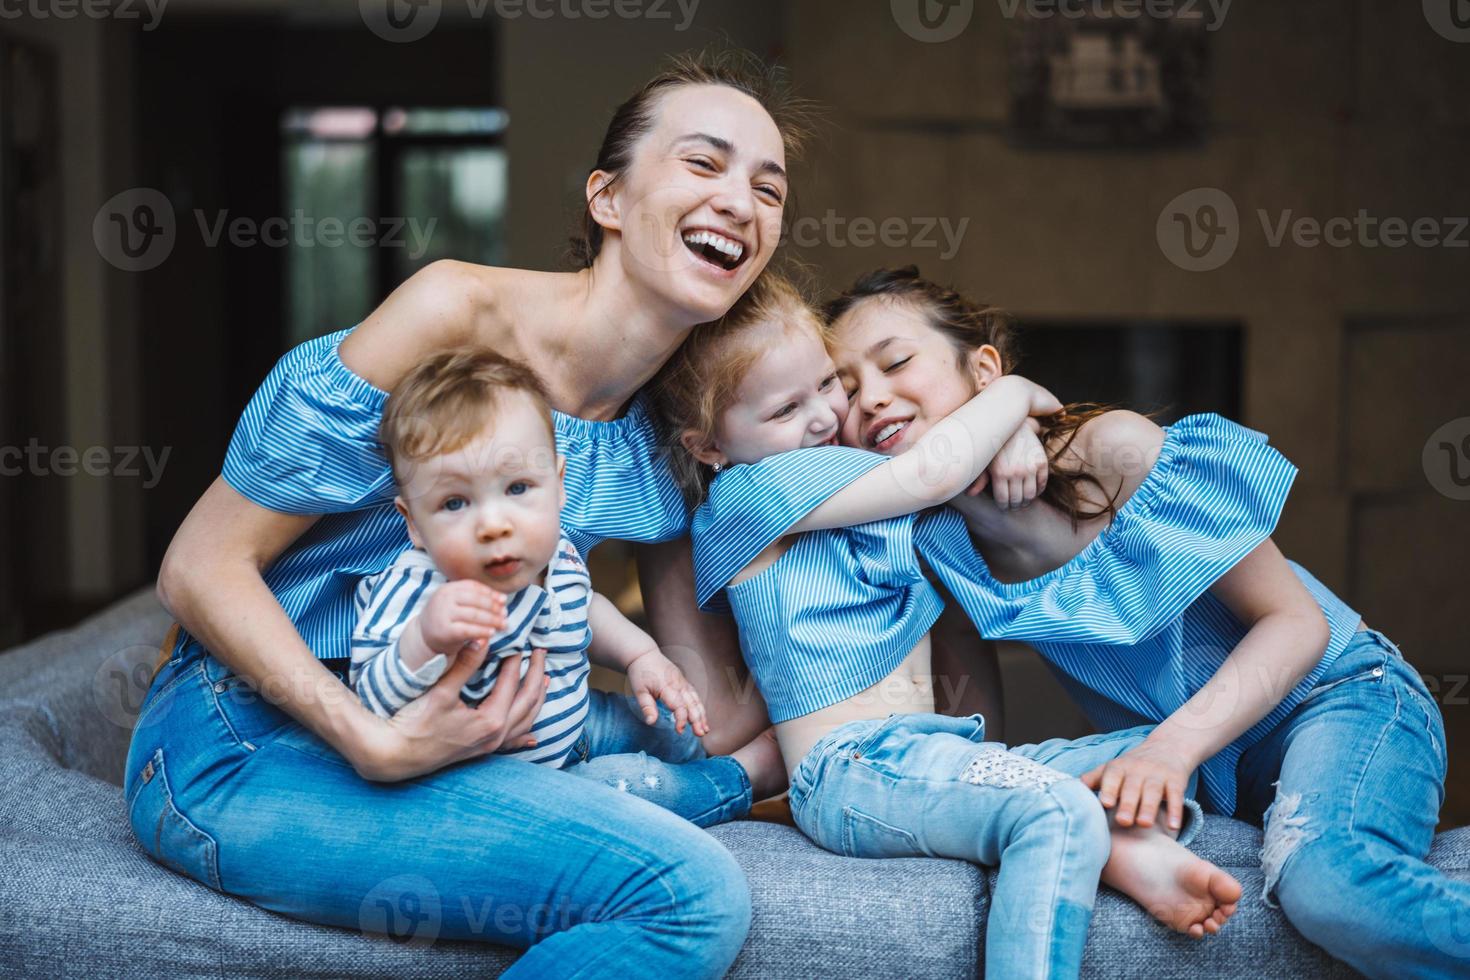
[351,347,709,773]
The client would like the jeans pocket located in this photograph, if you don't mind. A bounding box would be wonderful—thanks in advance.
[127,748,222,891]
[841,806,921,859]
[204,658,294,751]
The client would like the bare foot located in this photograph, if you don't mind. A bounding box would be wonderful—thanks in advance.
[731,727,788,803]
[1103,825,1243,939]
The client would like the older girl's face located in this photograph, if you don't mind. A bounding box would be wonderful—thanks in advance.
[828,297,978,456]
[598,84,788,324]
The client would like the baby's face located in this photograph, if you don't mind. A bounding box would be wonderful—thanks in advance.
[395,392,565,594]
[711,320,848,466]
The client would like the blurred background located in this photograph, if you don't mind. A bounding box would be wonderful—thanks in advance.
[1,0,1466,824]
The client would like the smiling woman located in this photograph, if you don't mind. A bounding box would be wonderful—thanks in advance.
[130,47,813,979]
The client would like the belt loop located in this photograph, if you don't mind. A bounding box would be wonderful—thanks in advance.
[150,623,181,685]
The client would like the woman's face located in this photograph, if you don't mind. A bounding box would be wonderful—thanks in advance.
[598,84,787,324]
[828,297,979,456]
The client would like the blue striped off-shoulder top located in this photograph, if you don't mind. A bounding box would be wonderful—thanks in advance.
[914,413,1362,814]
[172,327,688,663]
[691,446,945,723]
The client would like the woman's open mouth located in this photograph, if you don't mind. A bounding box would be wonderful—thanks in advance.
[681,229,748,274]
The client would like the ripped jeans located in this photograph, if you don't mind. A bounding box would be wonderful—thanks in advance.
[788,714,1192,980]
[564,687,752,828]
[1234,627,1465,980]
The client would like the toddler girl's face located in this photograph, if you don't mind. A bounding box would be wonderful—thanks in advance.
[828,297,977,457]
[394,392,565,594]
[712,319,849,466]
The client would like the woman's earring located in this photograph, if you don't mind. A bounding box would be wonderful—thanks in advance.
[712,462,723,473]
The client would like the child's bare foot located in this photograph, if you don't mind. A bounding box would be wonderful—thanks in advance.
[1103,824,1242,939]
[731,727,788,802]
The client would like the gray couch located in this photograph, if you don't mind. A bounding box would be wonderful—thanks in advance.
[2,590,1466,978]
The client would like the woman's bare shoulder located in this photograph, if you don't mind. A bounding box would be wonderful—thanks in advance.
[338,259,511,391]
[1064,410,1166,498]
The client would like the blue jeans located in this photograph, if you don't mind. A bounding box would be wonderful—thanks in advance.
[565,688,752,827]
[1234,627,1464,980]
[788,713,1180,980]
[123,647,752,978]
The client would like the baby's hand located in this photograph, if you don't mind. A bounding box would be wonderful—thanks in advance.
[969,417,1049,509]
[626,650,709,737]
[420,580,508,656]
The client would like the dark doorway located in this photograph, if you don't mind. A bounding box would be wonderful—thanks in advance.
[133,17,500,575]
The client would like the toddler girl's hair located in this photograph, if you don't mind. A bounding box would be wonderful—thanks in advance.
[379,346,554,482]
[824,266,1125,529]
[651,269,825,507]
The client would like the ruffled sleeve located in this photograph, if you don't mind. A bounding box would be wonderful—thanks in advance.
[221,328,396,515]
[692,446,889,610]
[917,413,1299,645]
[553,393,690,553]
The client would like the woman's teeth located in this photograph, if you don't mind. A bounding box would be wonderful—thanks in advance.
[874,421,907,446]
[682,230,745,269]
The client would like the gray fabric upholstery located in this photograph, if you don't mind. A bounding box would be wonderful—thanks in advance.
[2,590,1466,977]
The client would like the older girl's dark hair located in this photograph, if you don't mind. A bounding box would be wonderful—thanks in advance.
[567,46,816,268]
[825,266,1129,529]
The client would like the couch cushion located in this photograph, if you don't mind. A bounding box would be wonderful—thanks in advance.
[4,590,1469,979]
[0,588,173,787]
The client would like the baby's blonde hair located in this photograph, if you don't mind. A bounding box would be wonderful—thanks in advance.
[379,346,554,484]
[650,269,825,506]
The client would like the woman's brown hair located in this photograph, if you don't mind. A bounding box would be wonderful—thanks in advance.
[824,266,1128,529]
[567,46,818,268]
[650,267,824,507]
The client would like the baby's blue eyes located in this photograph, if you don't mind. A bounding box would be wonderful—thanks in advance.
[441,483,530,509]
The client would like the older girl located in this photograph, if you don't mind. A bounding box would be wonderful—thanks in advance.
[828,266,1461,980]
